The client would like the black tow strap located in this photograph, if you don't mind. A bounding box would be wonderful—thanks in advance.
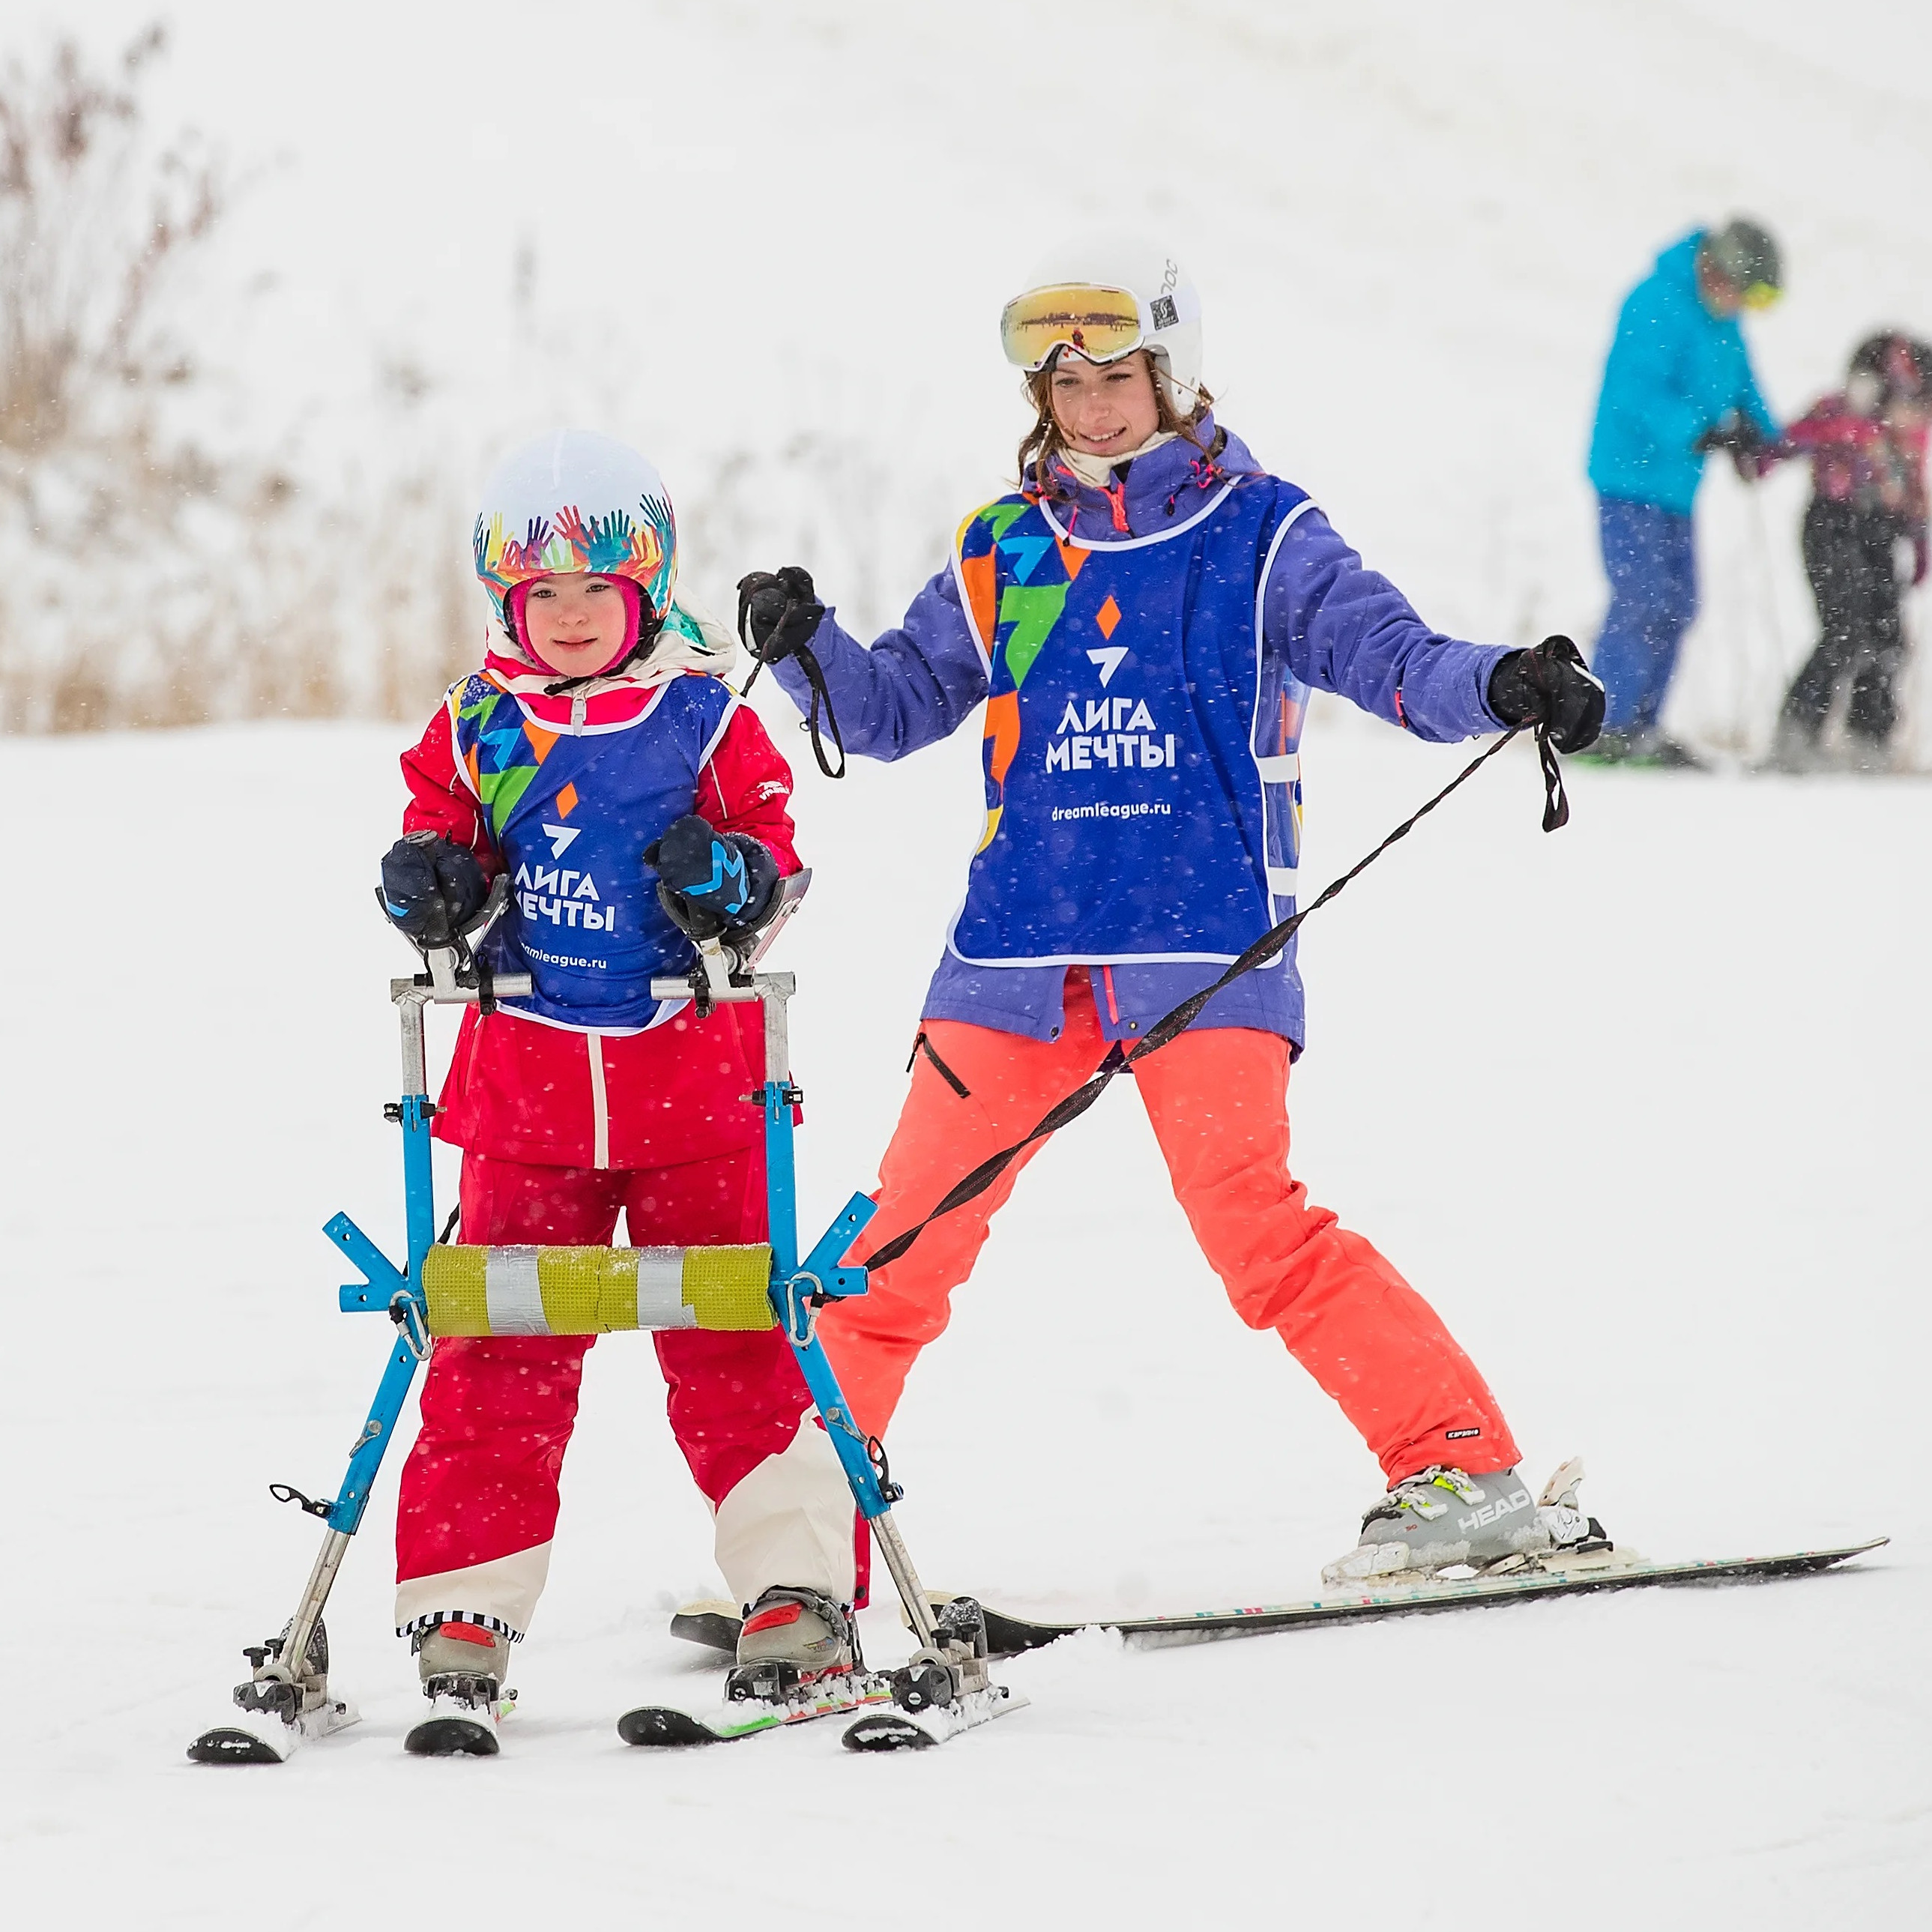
[860,723,1567,1273]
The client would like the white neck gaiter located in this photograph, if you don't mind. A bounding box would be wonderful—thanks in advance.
[1054,429,1177,489]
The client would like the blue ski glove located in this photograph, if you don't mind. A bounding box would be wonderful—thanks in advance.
[381,832,489,945]
[644,815,780,944]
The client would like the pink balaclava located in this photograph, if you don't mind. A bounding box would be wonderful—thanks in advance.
[507,576,647,675]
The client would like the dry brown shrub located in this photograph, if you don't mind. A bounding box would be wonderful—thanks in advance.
[0,27,471,733]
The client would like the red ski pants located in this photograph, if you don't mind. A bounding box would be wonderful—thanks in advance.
[823,973,1521,1485]
[393,1145,857,1639]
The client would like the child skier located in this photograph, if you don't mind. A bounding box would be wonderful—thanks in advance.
[1763,332,1931,771]
[379,431,858,1754]
[738,241,1605,1587]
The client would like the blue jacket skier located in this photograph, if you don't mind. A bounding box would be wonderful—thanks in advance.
[1586,220,1781,759]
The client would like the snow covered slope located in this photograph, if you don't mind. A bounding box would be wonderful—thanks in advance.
[7,1,1932,1921]
[1,712,1925,1925]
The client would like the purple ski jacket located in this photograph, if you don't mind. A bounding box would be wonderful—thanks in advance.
[773,422,1510,1052]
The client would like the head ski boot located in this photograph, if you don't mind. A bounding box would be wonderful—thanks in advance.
[404,1620,510,1756]
[727,1586,859,1704]
[1322,1465,1552,1587]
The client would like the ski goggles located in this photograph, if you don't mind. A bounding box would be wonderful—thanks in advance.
[1741,279,1782,312]
[1000,283,1149,371]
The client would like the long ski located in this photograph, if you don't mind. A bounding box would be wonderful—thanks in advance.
[618,1672,896,1746]
[677,1540,1885,1662]
[970,1538,1888,1653]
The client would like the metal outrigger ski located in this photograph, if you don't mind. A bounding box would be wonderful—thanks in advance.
[187,878,1020,1763]
[185,892,533,1764]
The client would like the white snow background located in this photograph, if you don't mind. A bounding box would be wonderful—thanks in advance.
[3,1,1929,1926]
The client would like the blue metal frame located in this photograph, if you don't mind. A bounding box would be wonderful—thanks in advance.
[759,1076,892,1520]
[318,1090,438,1535]
[317,1027,894,1544]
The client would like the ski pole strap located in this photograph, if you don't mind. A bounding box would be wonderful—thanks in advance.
[860,725,1566,1273]
[788,642,847,779]
[421,1243,775,1337]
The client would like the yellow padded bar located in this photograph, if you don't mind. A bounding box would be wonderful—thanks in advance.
[420,1244,775,1338]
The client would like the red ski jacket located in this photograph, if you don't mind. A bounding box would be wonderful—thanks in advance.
[398,668,802,1172]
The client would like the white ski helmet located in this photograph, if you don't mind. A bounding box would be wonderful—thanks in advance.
[1000,237,1204,413]
[473,429,678,628]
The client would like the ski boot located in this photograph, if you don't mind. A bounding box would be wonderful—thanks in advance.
[1573,728,1639,765]
[405,1621,510,1757]
[1761,716,1823,775]
[726,1586,859,1703]
[187,1615,355,1763]
[1321,1461,1608,1587]
[1578,728,1703,770]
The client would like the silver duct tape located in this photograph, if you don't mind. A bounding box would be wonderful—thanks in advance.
[635,1247,697,1330]
[484,1246,549,1335]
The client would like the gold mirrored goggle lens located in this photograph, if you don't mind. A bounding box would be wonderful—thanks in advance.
[1742,280,1781,311]
[1000,284,1144,370]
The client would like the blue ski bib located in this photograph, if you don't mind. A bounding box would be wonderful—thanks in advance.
[949,481,1314,967]
[447,671,738,1030]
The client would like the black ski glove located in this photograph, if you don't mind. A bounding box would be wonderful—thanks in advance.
[1693,412,1770,480]
[1691,413,1767,459]
[380,832,490,945]
[644,815,781,944]
[1486,635,1605,753]
[734,566,825,665]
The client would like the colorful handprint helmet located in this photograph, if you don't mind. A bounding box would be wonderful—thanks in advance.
[473,429,679,633]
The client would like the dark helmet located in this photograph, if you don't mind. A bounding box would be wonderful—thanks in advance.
[1700,218,1782,304]
[1848,331,1932,405]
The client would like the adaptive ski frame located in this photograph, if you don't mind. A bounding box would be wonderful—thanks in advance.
[214,893,962,1748]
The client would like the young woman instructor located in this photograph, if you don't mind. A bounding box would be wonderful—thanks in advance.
[740,241,1605,1583]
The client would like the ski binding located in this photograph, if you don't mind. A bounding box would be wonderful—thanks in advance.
[843,1682,1027,1751]
[187,1617,358,1764]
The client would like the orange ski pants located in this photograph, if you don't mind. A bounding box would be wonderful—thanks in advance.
[822,973,1521,1485]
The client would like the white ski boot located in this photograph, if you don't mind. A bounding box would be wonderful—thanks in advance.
[726,1586,860,1703]
[1322,1460,1608,1587]
[404,1621,510,1757]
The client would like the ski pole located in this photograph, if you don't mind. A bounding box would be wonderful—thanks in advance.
[1745,484,1787,753]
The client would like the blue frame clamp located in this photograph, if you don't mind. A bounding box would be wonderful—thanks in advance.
[327,1212,410,1312]
[796,1192,877,1299]
[770,1193,896,1521]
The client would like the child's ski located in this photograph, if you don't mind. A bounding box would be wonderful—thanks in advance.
[618,1673,896,1746]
